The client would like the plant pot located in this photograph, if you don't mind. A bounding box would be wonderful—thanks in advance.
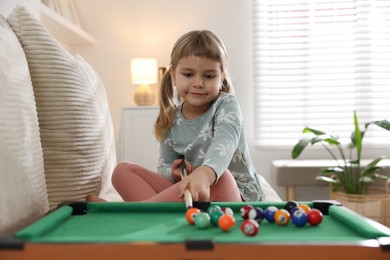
[330,181,390,227]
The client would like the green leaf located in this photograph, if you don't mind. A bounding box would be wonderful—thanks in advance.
[315,176,339,184]
[353,111,362,161]
[361,166,382,177]
[366,119,390,131]
[373,173,390,180]
[361,157,385,177]
[359,176,374,183]
[291,138,310,159]
[321,167,344,174]
[367,156,385,168]
[348,159,359,164]
[303,127,326,135]
[310,135,340,145]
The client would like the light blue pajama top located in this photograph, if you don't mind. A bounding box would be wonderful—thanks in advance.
[157,92,265,202]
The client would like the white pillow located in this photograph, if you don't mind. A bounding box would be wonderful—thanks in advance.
[73,54,121,202]
[257,175,282,202]
[7,6,119,209]
[0,15,49,235]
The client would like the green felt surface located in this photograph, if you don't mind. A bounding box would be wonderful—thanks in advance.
[16,202,389,244]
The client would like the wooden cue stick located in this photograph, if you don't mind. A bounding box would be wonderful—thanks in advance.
[179,155,193,209]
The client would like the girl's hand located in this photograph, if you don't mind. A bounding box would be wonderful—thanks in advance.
[171,158,192,183]
[178,165,216,201]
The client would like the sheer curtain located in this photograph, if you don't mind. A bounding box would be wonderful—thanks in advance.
[253,0,390,147]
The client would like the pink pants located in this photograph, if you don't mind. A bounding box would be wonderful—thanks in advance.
[112,162,242,202]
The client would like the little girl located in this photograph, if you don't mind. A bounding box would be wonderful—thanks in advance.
[91,30,265,203]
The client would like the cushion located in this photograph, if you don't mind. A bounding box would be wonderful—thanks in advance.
[7,6,119,209]
[257,175,282,202]
[0,15,49,235]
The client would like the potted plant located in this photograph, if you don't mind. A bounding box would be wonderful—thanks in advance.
[292,111,390,194]
[291,111,390,225]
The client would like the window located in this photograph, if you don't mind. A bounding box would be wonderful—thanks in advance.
[253,0,390,147]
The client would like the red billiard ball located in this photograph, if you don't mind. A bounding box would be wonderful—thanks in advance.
[185,207,201,225]
[222,207,234,216]
[241,219,259,236]
[307,209,323,226]
[218,214,236,232]
[274,209,290,226]
[240,205,254,220]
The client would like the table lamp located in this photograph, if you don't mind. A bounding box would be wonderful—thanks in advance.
[131,58,157,106]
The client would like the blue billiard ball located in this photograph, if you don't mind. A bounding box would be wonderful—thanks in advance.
[289,206,301,215]
[291,209,308,227]
[264,206,278,223]
[248,207,264,223]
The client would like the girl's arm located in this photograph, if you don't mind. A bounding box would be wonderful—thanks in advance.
[157,137,193,182]
[157,138,178,182]
[201,95,243,181]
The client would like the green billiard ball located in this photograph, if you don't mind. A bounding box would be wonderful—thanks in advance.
[210,210,224,226]
[207,205,222,216]
[194,212,211,229]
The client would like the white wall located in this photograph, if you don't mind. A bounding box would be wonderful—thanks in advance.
[0,0,39,17]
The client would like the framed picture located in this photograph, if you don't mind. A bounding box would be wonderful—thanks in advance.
[41,0,60,13]
[56,0,81,27]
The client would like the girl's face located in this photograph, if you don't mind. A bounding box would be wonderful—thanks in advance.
[170,55,224,118]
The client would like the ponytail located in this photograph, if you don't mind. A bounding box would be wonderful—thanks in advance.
[154,71,177,141]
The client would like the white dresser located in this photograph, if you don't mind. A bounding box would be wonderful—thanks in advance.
[120,107,160,171]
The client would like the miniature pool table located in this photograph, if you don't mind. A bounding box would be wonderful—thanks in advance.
[1,201,389,260]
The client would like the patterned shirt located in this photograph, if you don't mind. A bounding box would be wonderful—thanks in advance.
[157,92,265,202]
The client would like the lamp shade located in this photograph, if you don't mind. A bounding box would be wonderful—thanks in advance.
[131,58,158,84]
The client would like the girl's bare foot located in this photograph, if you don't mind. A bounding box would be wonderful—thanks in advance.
[86,195,107,202]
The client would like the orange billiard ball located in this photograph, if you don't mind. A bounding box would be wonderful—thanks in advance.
[186,207,201,225]
[274,209,290,226]
[298,204,311,213]
[218,214,236,232]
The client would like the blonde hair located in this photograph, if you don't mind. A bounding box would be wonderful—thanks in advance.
[154,30,233,141]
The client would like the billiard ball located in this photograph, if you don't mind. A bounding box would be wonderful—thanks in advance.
[241,219,259,236]
[186,207,201,225]
[264,206,278,223]
[274,209,290,226]
[291,209,308,227]
[218,214,236,232]
[307,209,323,226]
[248,207,264,223]
[222,207,234,216]
[240,205,254,220]
[194,212,211,229]
[210,209,224,227]
[298,204,311,213]
[289,206,301,216]
[284,200,299,212]
[207,205,222,216]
